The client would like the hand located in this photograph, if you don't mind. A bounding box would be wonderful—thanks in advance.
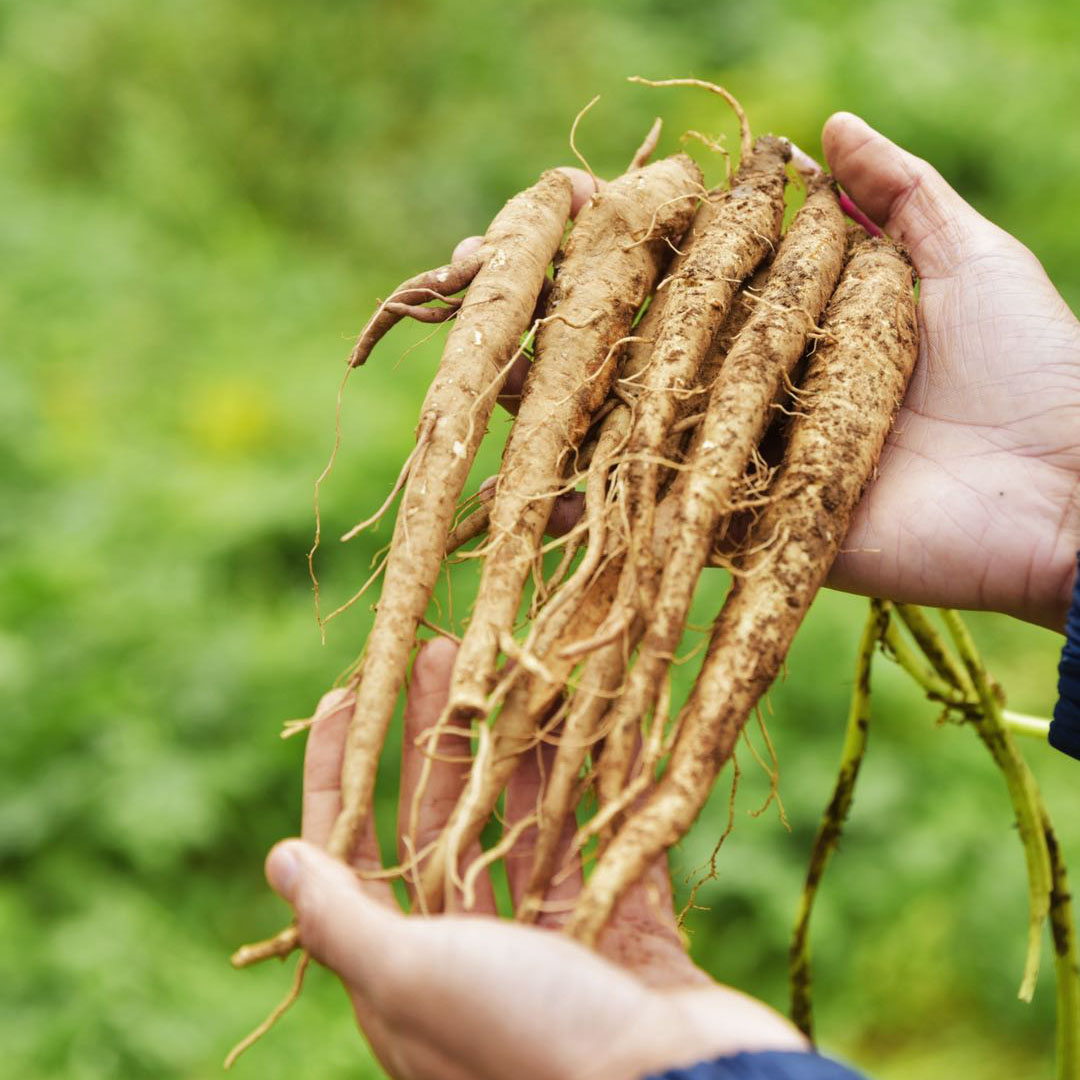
[822,113,1080,630]
[265,637,806,1080]
[466,131,1080,629]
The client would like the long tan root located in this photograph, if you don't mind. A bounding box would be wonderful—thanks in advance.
[234,88,1012,1066]
[446,149,704,719]
[349,256,483,367]
[417,557,625,913]
[565,234,919,945]
[593,177,847,808]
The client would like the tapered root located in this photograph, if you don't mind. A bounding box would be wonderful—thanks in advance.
[234,86,1048,1069]
[566,234,918,945]
[349,254,483,367]
[230,925,300,969]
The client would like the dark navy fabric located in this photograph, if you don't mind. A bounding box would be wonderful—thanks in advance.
[644,1050,867,1080]
[1050,553,1080,762]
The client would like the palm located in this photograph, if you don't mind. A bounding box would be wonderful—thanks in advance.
[290,640,801,1080]
[823,117,1080,628]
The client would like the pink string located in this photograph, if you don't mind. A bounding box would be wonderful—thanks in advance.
[839,190,883,237]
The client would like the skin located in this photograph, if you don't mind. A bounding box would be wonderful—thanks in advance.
[269,638,806,1080]
[821,113,1080,631]
[263,116,1080,1079]
[478,117,1080,630]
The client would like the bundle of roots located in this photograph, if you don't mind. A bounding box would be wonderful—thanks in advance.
[228,80,1076,1076]
[235,70,918,968]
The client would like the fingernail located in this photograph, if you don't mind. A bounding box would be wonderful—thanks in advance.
[266,843,301,900]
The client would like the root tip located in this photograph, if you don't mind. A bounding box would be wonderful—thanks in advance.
[230,926,300,968]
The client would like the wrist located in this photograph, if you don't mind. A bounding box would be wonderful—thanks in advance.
[582,987,808,1080]
[1026,541,1080,633]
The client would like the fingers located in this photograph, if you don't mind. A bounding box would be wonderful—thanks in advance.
[266,839,402,992]
[496,348,533,415]
[300,687,395,905]
[268,839,672,1080]
[502,740,583,925]
[398,637,496,913]
[556,165,605,217]
[398,637,463,861]
[451,234,484,264]
[822,111,989,279]
[301,688,354,846]
[546,490,585,538]
[468,476,585,540]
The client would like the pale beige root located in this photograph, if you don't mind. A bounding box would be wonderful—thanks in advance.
[525,419,625,654]
[514,273,766,882]
[628,76,753,161]
[554,256,767,668]
[519,273,760,912]
[565,235,919,946]
[517,613,641,922]
[569,146,790,801]
[622,136,790,599]
[230,925,300,969]
[592,178,847,814]
[404,259,770,919]
[416,557,625,913]
[436,276,760,911]
[628,117,664,171]
[325,171,574,866]
[232,171,573,966]
[349,256,482,367]
[224,953,310,1068]
[578,262,773,823]
[445,498,492,556]
[446,153,704,719]
[660,257,773,464]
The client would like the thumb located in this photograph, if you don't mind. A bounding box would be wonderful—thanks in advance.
[265,839,399,990]
[822,111,988,278]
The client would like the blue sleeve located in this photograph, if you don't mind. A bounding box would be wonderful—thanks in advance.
[1050,552,1080,761]
[644,1050,868,1080]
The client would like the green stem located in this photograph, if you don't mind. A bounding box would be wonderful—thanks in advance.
[883,614,1050,741]
[881,618,967,706]
[1041,809,1080,1080]
[1002,710,1052,741]
[894,603,973,694]
[873,605,1072,1075]
[939,608,1052,1003]
[790,599,890,1040]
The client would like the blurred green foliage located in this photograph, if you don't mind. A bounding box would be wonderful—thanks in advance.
[2,0,1078,1077]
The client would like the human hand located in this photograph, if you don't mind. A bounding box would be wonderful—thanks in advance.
[822,112,1080,630]
[468,130,1080,630]
[265,637,805,1080]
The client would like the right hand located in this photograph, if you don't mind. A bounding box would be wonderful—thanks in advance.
[821,112,1080,631]
[456,120,1080,630]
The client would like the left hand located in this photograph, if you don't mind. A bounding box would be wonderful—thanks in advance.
[266,637,806,1080]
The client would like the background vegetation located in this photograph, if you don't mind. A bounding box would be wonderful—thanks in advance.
[3,0,1078,1076]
